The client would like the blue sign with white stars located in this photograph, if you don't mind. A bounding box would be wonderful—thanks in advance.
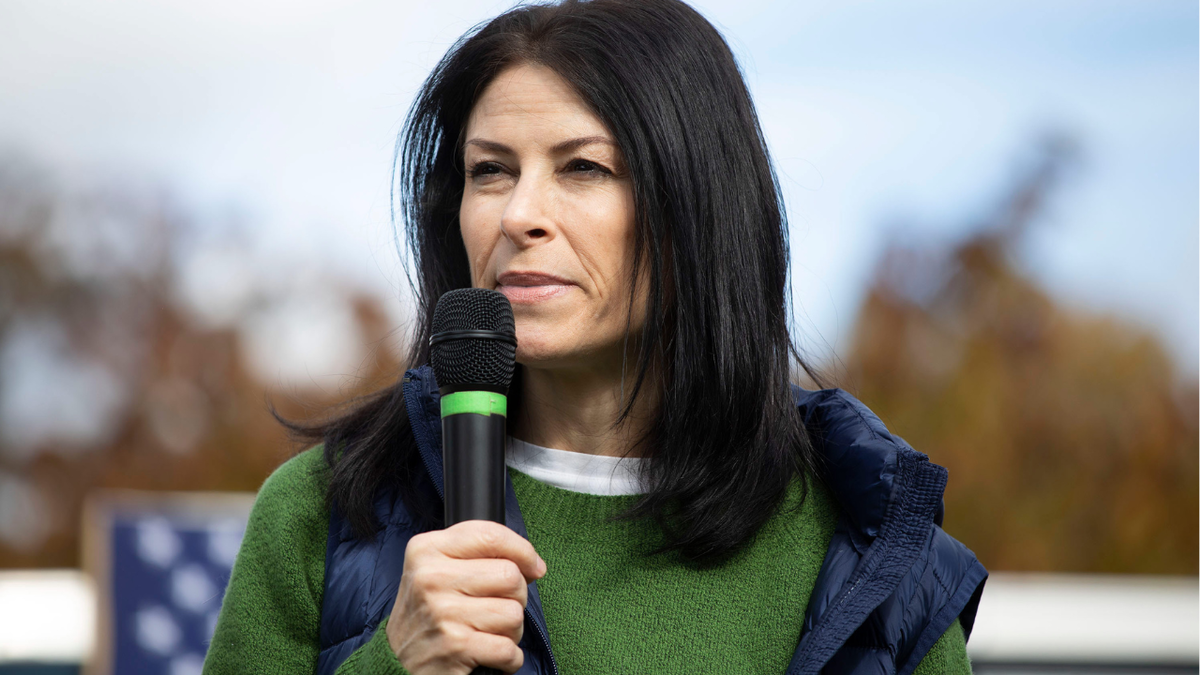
[88,493,253,675]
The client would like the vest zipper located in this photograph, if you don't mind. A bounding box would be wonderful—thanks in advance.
[419,440,445,500]
[525,607,559,675]
[405,372,446,502]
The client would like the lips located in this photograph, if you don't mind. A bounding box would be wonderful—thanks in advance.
[496,271,574,304]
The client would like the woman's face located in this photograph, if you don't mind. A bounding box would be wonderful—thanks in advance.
[459,63,644,371]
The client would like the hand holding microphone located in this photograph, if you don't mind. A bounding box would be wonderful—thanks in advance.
[386,520,545,674]
[386,288,542,675]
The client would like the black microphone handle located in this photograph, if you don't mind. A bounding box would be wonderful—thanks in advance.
[443,411,507,525]
[442,409,508,675]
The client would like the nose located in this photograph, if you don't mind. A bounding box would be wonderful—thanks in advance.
[499,171,556,247]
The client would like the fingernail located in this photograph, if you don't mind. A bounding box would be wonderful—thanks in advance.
[537,556,547,575]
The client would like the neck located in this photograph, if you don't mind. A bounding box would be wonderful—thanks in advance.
[510,360,657,458]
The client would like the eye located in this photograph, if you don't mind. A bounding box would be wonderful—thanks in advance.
[466,161,503,179]
[567,159,610,176]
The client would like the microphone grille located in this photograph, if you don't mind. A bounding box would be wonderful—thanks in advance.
[430,288,517,392]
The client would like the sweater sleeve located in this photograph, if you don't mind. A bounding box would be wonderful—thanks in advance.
[911,619,972,675]
[203,446,332,675]
[333,618,410,675]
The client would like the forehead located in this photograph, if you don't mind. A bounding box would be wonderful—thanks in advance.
[464,63,611,144]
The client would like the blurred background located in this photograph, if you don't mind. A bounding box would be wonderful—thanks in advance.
[0,0,1196,673]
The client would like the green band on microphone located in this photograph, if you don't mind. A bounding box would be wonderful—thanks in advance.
[440,391,508,418]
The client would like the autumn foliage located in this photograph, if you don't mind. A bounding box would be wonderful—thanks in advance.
[843,138,1198,574]
[0,152,404,568]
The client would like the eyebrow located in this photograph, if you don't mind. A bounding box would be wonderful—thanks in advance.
[463,135,615,155]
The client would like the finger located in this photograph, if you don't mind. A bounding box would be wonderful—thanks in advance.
[400,559,528,610]
[451,596,525,643]
[466,631,524,674]
[449,558,529,605]
[437,520,545,582]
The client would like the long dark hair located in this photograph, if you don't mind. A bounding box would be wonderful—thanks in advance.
[286,0,824,566]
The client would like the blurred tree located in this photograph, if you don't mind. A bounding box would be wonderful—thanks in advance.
[844,135,1199,574]
[0,151,404,569]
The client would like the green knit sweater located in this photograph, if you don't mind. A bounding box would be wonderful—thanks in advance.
[204,446,971,674]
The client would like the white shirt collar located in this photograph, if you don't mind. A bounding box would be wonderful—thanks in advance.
[505,436,646,496]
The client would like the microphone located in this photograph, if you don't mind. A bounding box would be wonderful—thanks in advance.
[429,288,518,527]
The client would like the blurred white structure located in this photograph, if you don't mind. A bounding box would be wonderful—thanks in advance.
[0,569,94,663]
[0,570,1196,669]
[970,572,1199,667]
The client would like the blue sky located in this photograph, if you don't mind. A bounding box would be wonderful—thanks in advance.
[1,0,1195,376]
[705,0,1198,370]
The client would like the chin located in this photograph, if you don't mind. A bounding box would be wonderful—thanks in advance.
[514,340,571,368]
[512,319,621,371]
[514,330,589,370]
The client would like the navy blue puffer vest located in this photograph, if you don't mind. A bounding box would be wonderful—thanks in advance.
[317,365,988,674]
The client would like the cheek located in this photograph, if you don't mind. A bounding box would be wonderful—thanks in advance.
[558,185,638,329]
[458,196,500,283]
[606,191,646,328]
[584,189,636,298]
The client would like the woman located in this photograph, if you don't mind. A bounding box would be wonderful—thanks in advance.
[204,1,987,673]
